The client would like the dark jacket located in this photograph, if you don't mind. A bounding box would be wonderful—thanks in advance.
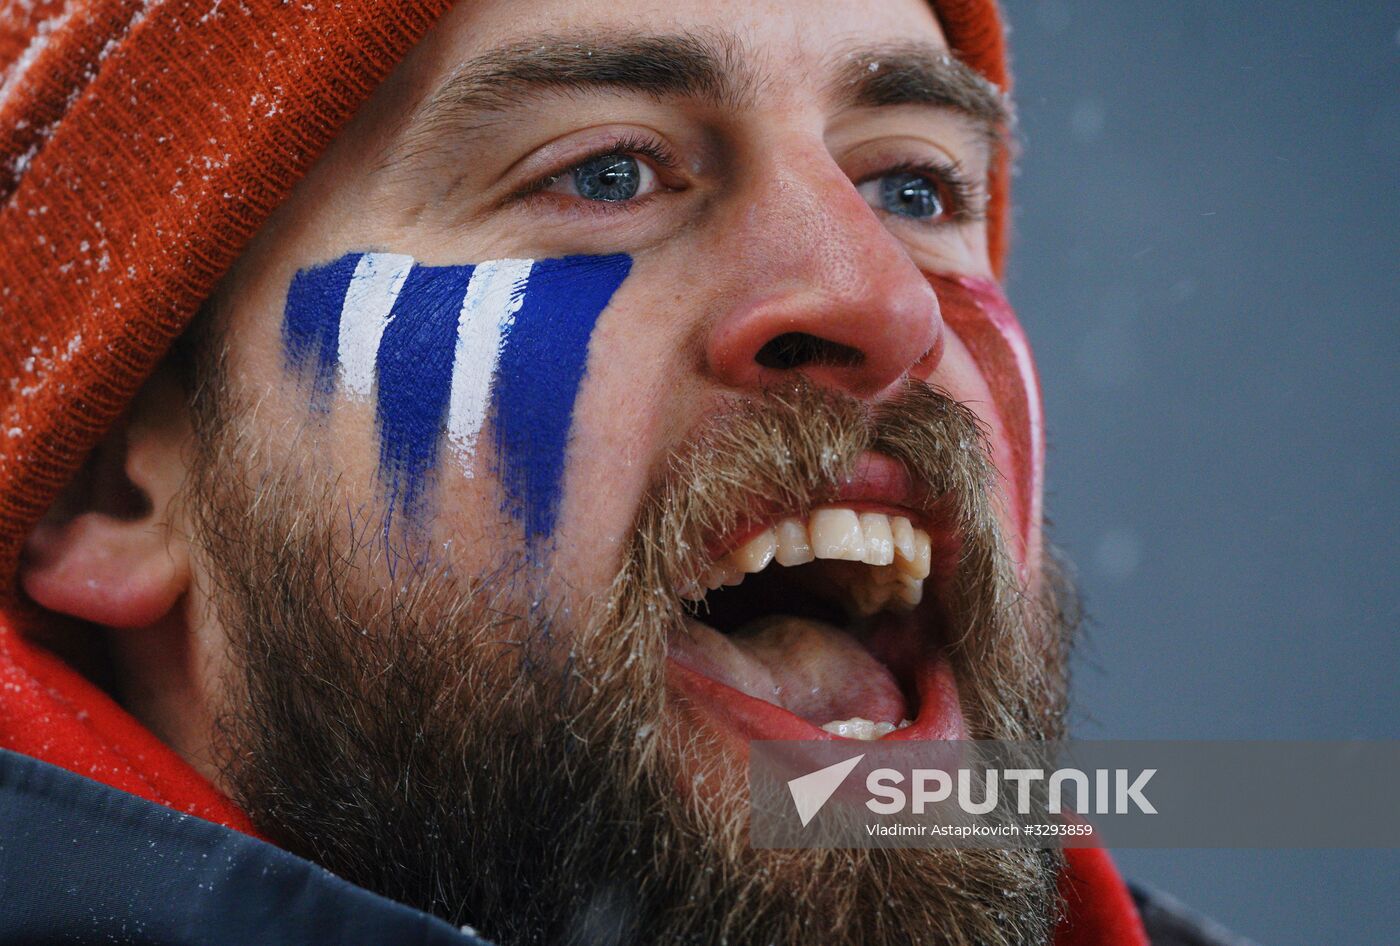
[2,749,1251,945]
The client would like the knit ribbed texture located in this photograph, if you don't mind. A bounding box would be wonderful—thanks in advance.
[935,0,1013,278]
[0,0,452,592]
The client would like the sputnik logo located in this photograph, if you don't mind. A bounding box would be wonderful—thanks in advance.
[787,754,865,826]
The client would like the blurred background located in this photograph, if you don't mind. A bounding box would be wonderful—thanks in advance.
[1001,1,1398,942]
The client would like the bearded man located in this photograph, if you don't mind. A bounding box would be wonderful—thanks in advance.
[0,2,1240,944]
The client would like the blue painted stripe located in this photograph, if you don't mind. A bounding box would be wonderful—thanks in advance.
[282,252,363,399]
[285,250,634,537]
[492,253,632,542]
[374,263,476,516]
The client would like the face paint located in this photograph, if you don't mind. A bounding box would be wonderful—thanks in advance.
[927,273,1045,578]
[373,263,477,516]
[338,253,414,400]
[282,252,633,540]
[283,251,362,403]
[447,259,533,468]
[491,256,635,541]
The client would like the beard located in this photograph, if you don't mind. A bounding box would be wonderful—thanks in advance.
[186,363,1078,946]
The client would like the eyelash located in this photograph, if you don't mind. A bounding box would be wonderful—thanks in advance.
[516,132,680,210]
[515,135,984,224]
[860,158,987,224]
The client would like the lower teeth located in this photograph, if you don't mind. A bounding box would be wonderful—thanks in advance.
[819,717,914,740]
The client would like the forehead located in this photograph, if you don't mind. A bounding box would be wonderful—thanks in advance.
[414,0,950,94]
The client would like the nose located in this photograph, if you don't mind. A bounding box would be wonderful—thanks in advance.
[703,155,943,400]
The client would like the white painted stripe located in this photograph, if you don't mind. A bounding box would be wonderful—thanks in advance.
[447,258,534,469]
[337,252,414,401]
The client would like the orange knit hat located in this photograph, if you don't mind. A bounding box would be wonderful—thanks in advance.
[0,0,1011,593]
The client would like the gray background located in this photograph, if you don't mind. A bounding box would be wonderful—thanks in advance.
[1001,1,1398,943]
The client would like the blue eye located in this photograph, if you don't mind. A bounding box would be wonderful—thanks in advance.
[876,171,944,219]
[571,152,644,201]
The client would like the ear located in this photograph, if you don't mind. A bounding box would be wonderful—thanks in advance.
[20,368,193,630]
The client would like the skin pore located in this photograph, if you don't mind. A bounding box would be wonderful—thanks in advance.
[19,1,1075,943]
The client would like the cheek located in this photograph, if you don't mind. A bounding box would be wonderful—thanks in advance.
[281,250,633,545]
[544,293,695,591]
[927,274,1045,575]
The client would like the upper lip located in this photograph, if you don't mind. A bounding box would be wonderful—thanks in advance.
[698,451,938,566]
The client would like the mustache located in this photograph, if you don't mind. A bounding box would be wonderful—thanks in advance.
[619,376,1004,627]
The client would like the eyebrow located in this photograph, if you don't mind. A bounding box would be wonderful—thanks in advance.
[393,30,1009,165]
[402,31,756,147]
[831,42,1010,143]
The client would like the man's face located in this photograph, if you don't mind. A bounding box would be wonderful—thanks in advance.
[189,0,1068,942]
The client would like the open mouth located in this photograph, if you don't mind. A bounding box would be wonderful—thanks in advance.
[666,491,966,744]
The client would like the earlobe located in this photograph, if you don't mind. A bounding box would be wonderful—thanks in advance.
[22,513,187,629]
[20,371,193,630]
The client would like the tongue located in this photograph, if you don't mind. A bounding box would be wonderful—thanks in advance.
[708,616,909,724]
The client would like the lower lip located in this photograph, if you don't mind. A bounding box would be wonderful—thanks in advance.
[666,650,966,744]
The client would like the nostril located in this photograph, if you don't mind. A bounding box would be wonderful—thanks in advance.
[755,332,865,371]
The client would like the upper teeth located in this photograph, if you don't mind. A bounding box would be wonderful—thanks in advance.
[684,507,934,615]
